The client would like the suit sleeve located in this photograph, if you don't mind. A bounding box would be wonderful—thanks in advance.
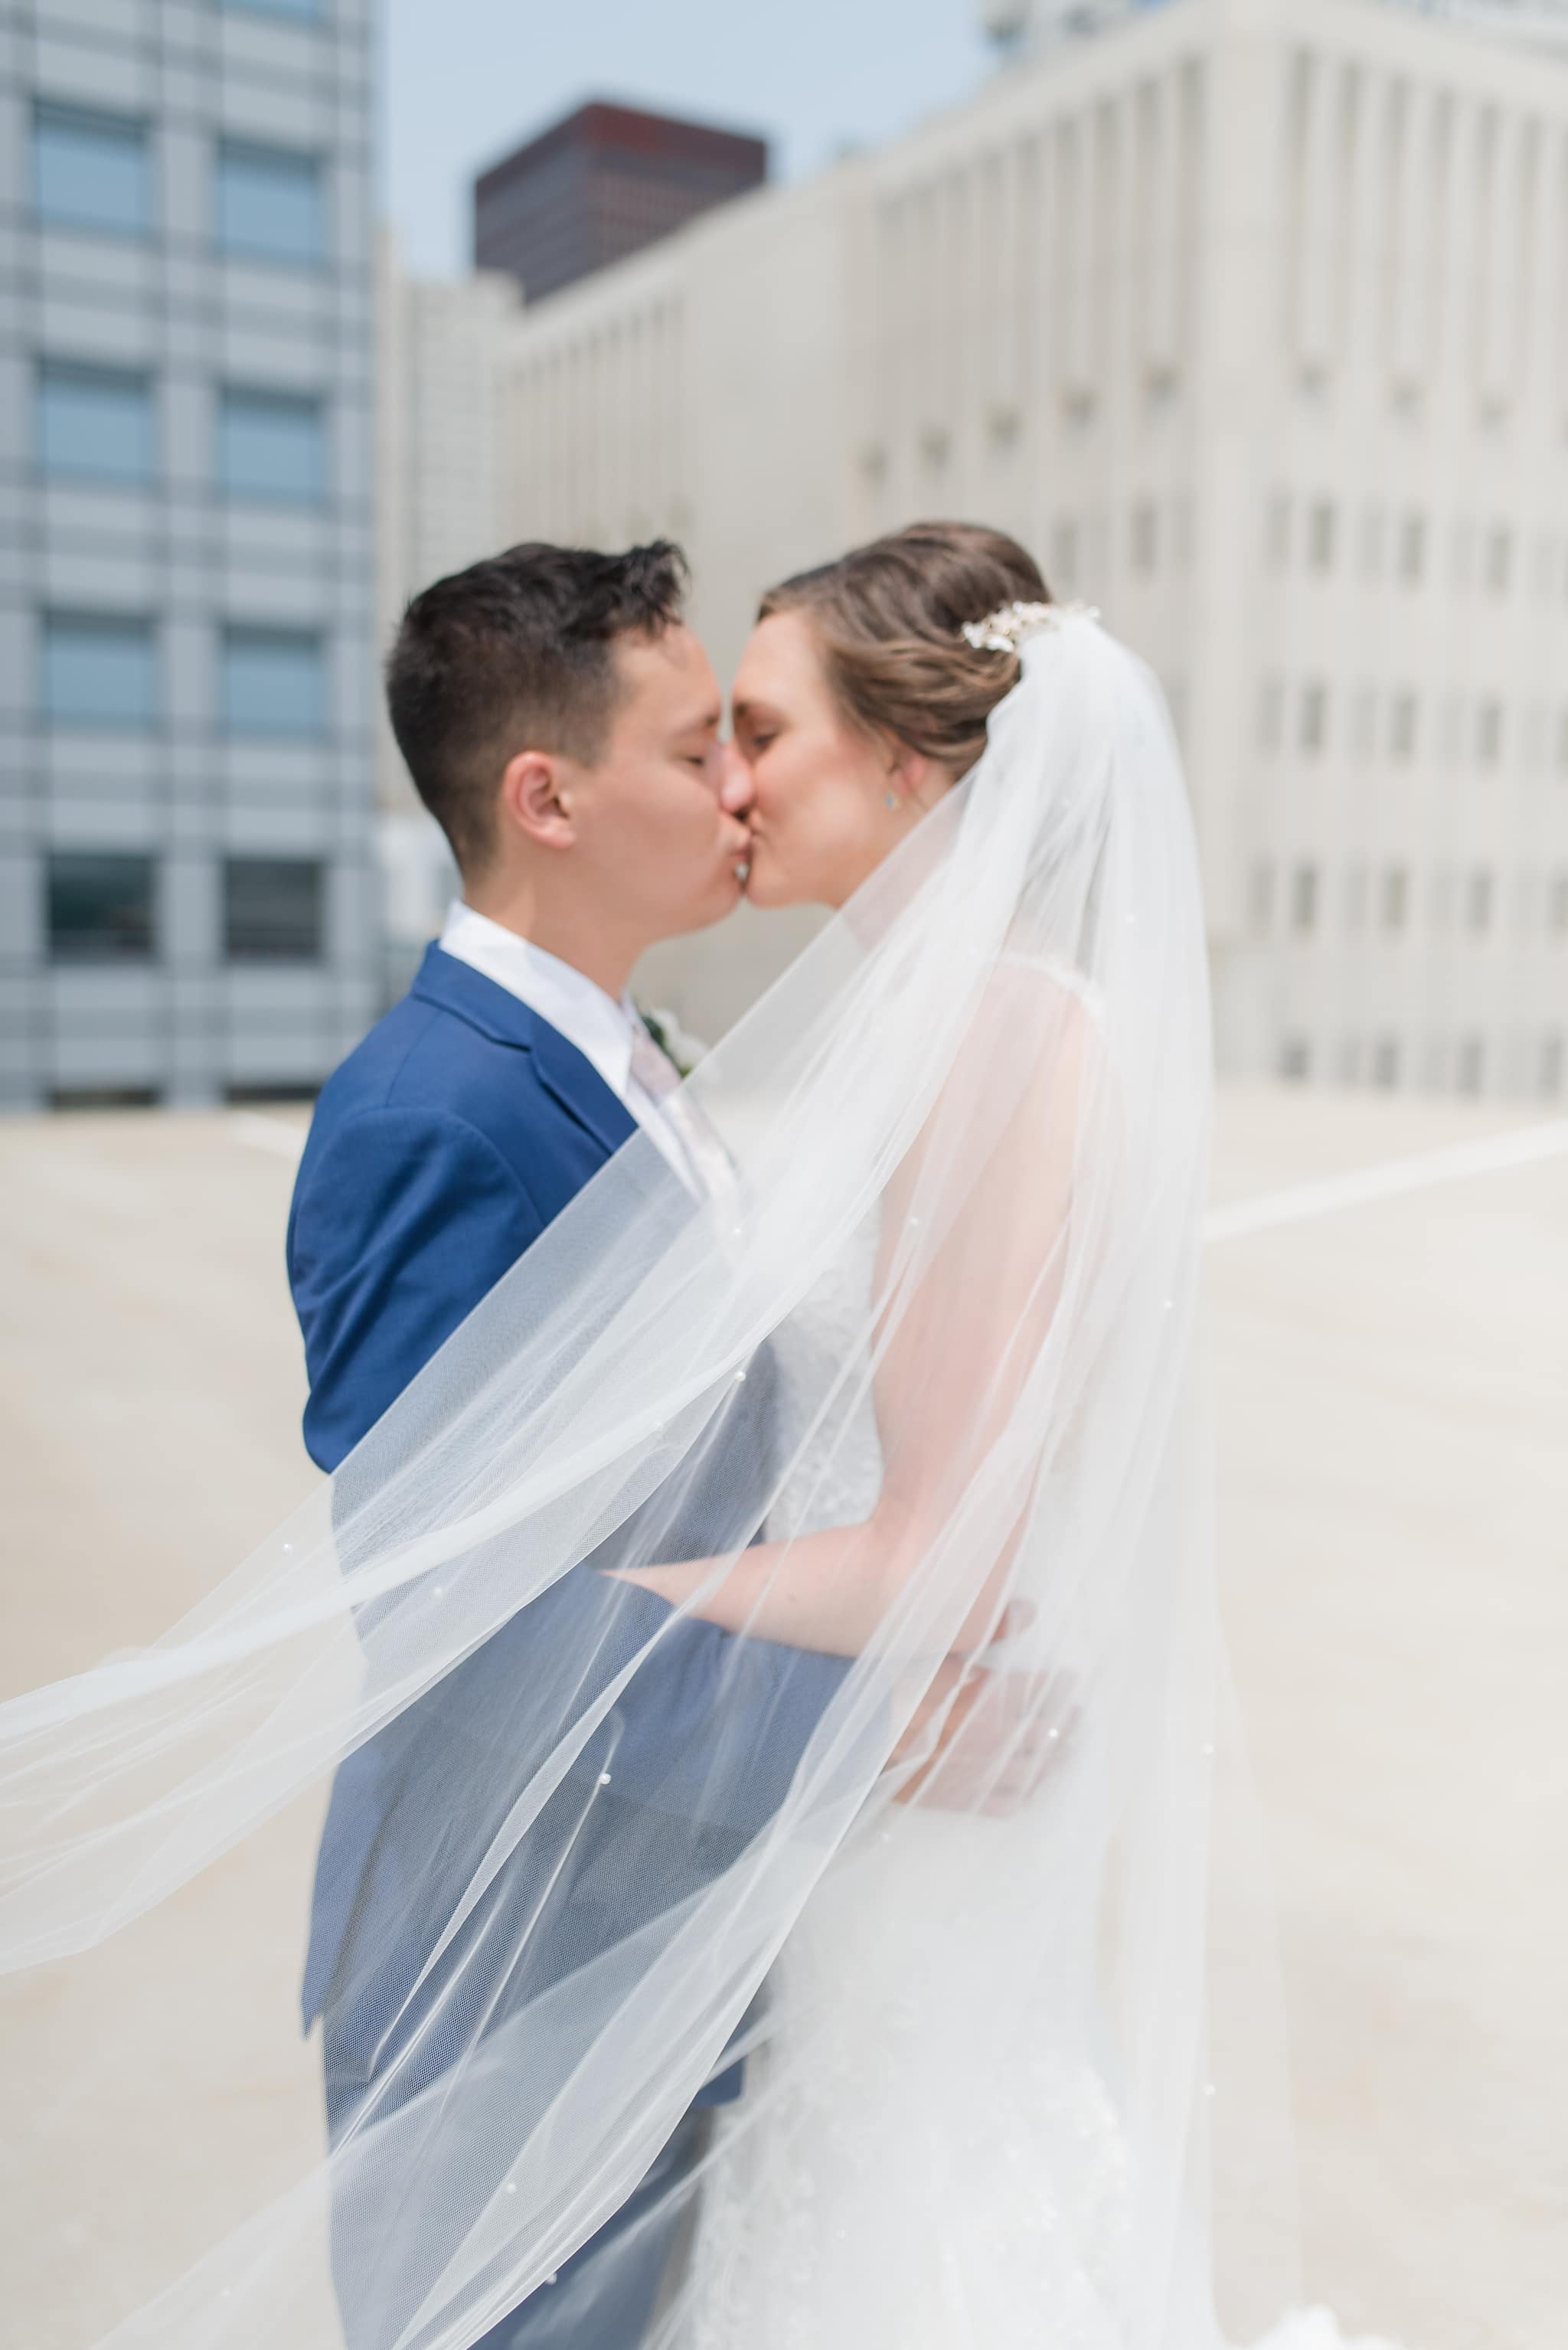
[287,1106,544,1473]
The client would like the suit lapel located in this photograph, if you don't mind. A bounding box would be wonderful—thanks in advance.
[410,943,638,1161]
[529,1019,637,1158]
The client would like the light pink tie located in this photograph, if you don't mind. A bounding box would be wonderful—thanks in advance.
[628,1027,733,1198]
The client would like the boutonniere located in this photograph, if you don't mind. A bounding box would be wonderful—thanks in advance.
[638,1005,708,1080]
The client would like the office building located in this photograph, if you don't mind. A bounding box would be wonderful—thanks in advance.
[0,0,379,1110]
[473,100,768,304]
[488,0,1568,1096]
[375,237,522,990]
[987,0,1568,51]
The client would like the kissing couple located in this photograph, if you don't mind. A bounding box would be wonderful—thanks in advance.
[0,523,1364,2350]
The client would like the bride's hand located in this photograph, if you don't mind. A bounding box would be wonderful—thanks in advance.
[887,1645,1077,1818]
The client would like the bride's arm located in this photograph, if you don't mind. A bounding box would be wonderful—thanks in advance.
[612,972,1092,1657]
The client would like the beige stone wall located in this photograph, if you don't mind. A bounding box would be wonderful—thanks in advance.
[387,0,1568,1096]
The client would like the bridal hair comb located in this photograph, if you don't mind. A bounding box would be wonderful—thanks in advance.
[959,600,1099,654]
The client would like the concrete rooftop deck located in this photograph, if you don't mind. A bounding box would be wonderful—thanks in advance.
[1,1089,1563,2348]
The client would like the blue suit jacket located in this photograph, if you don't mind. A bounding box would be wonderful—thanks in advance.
[287,943,843,2129]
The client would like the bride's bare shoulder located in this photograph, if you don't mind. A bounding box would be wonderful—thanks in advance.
[973,951,1104,1070]
[995,949,1104,1022]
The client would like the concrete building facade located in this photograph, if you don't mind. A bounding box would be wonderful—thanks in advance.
[482,0,1568,1097]
[0,0,380,1110]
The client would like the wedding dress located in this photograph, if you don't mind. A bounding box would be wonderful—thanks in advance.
[678,1205,1154,2348]
[672,1066,1410,2350]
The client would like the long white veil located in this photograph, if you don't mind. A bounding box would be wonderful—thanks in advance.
[0,609,1272,2348]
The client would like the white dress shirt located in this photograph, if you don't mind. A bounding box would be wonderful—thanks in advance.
[438,901,700,1187]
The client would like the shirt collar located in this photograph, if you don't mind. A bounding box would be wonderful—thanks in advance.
[438,901,640,1104]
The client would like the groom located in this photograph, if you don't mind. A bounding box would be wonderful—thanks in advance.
[288,541,993,2350]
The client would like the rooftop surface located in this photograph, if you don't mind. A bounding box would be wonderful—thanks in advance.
[1,1089,1563,2348]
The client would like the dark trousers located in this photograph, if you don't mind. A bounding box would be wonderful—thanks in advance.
[470,2110,707,2350]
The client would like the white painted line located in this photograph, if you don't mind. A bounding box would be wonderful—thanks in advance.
[227,1103,1568,1241]
[1204,1118,1568,1244]
[228,1112,306,1165]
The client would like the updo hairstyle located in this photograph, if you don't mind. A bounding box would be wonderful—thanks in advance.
[757,521,1050,783]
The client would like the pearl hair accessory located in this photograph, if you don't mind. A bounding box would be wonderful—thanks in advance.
[959,599,1099,654]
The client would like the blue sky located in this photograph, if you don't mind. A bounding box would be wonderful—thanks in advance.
[384,0,994,276]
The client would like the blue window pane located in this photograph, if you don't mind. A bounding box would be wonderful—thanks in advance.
[218,388,325,502]
[217,142,324,264]
[43,615,156,727]
[221,0,323,15]
[38,362,154,483]
[224,858,324,961]
[47,853,156,963]
[222,629,326,736]
[34,104,150,236]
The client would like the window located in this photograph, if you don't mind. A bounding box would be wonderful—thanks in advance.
[33,103,150,235]
[1290,864,1318,934]
[1466,870,1494,933]
[1557,711,1568,774]
[37,361,153,483]
[220,0,322,15]
[218,387,325,503]
[1299,681,1328,754]
[1307,500,1337,571]
[1389,692,1419,762]
[47,852,155,963]
[1250,862,1275,936]
[1549,874,1568,935]
[216,140,325,266]
[1130,501,1158,574]
[918,423,951,474]
[1279,1038,1312,1082]
[1050,519,1078,590]
[224,858,323,961]
[220,626,325,736]
[43,613,155,727]
[1485,526,1513,598]
[1396,512,1426,586]
[1457,1036,1485,1094]
[1371,1037,1401,1089]
[1381,867,1410,933]
[1475,701,1504,767]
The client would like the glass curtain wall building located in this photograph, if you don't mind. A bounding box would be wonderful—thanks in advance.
[0,0,377,1109]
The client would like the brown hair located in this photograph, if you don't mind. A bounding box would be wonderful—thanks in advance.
[387,539,689,875]
[757,521,1049,781]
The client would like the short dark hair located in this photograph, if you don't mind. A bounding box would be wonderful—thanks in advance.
[386,539,689,874]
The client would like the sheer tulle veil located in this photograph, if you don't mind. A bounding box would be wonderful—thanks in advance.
[0,607,1293,2347]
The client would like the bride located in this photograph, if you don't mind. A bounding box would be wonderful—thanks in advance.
[0,525,1403,2350]
[624,526,1370,2350]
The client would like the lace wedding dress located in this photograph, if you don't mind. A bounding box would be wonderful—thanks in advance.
[673,1225,1409,2350]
